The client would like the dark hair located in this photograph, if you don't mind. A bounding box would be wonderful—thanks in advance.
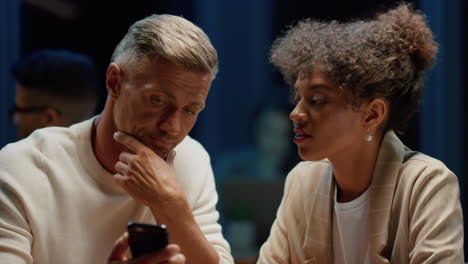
[270,3,438,134]
[11,49,98,101]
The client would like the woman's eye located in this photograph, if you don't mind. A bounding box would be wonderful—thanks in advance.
[310,99,326,105]
[309,95,326,105]
[151,97,164,105]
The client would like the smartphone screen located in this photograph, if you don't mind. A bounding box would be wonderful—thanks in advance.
[127,222,170,258]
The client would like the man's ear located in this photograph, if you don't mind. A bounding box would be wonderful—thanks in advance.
[106,63,122,98]
[362,98,388,131]
[44,108,65,126]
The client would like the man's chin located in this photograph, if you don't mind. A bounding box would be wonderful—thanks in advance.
[155,149,170,160]
[146,144,170,160]
[140,137,174,160]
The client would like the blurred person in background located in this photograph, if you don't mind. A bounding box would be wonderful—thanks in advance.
[258,3,464,263]
[10,49,99,138]
[216,102,296,262]
[216,102,294,181]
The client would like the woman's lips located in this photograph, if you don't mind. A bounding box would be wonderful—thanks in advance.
[293,128,311,144]
[293,135,311,144]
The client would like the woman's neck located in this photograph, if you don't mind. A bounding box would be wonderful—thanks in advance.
[329,135,383,203]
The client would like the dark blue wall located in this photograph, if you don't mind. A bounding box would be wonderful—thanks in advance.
[0,0,20,147]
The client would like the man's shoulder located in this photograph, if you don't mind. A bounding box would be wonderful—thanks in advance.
[1,127,72,156]
[171,136,216,205]
[174,135,210,161]
[0,119,92,177]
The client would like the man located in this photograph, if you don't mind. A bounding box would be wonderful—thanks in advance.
[0,14,233,264]
[10,49,99,138]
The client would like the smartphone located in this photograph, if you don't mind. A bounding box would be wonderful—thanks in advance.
[127,222,170,258]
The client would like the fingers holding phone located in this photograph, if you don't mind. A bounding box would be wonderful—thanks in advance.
[127,222,169,258]
[109,245,185,264]
[108,223,185,264]
[135,245,185,264]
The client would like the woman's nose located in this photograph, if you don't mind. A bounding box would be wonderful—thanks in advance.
[290,104,306,124]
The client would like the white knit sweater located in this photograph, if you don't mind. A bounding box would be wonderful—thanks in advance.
[0,118,233,264]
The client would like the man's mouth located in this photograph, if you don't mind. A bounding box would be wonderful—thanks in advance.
[149,136,175,149]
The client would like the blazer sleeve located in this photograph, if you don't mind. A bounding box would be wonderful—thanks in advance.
[408,166,464,263]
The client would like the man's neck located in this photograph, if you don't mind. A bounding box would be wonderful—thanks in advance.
[92,112,123,174]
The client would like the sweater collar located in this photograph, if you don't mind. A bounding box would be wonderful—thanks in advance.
[74,117,128,195]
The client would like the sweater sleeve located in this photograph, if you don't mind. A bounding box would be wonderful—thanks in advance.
[408,165,464,263]
[0,152,34,264]
[190,160,234,264]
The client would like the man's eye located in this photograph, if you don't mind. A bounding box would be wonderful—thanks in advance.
[184,108,196,115]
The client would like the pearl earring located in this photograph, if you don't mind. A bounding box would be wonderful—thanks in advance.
[365,134,373,142]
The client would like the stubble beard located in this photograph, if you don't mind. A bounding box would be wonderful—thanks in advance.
[139,136,171,160]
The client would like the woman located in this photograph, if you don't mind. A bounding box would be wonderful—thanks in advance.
[257,3,463,263]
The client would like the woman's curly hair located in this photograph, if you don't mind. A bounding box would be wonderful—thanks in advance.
[270,3,438,133]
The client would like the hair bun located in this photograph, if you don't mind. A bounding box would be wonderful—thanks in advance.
[376,3,438,71]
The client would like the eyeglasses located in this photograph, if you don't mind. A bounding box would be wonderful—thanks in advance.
[9,105,49,116]
[8,105,50,122]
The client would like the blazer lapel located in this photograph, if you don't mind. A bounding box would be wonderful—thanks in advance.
[303,163,335,263]
[368,131,405,263]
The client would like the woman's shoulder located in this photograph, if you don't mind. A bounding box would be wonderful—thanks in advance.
[284,159,332,192]
[401,151,455,177]
[289,159,331,175]
[398,151,458,192]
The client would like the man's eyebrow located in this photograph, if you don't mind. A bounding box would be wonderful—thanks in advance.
[189,101,205,109]
[156,87,175,100]
[155,88,205,109]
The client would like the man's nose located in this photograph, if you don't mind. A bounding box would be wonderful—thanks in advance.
[159,110,181,136]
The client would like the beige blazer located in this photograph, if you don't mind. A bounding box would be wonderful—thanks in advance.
[257,131,464,263]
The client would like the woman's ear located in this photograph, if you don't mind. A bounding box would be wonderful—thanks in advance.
[362,98,388,131]
[106,63,122,98]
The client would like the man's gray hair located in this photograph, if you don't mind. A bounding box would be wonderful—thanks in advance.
[111,14,218,77]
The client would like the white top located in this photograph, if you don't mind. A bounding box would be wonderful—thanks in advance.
[0,118,233,264]
[333,185,371,264]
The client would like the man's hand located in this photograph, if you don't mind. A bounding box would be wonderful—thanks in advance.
[112,132,220,264]
[112,132,186,211]
[108,232,185,264]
